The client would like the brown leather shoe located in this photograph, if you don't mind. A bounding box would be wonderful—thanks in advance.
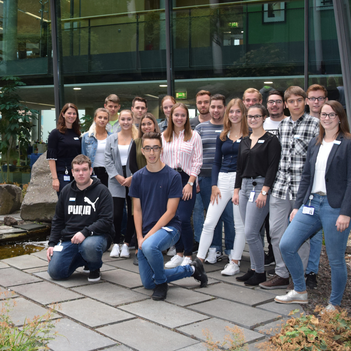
[259,274,289,290]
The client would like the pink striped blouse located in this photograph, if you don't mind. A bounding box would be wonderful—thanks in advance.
[161,130,203,177]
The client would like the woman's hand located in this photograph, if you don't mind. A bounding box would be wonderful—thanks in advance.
[290,209,298,222]
[210,186,221,205]
[52,178,60,192]
[122,176,132,187]
[336,215,351,232]
[182,184,193,201]
[232,193,239,205]
[255,193,267,208]
[116,175,125,185]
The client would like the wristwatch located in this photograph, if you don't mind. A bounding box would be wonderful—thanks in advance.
[187,181,194,186]
[261,190,268,196]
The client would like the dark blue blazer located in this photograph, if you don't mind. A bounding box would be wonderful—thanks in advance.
[294,133,351,217]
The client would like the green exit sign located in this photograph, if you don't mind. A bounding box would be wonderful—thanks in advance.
[229,22,238,28]
[176,92,187,99]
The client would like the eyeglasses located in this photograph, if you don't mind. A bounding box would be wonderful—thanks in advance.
[267,99,283,105]
[320,112,337,120]
[142,146,161,152]
[308,97,326,102]
[247,115,263,120]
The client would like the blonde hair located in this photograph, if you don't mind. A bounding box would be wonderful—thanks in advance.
[87,108,110,137]
[119,109,138,140]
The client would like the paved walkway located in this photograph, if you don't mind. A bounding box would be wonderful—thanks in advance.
[0,245,305,351]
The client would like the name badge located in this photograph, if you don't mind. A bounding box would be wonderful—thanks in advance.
[162,226,173,232]
[74,137,79,140]
[258,140,265,144]
[333,140,341,145]
[236,139,241,143]
[53,244,63,252]
[249,190,255,202]
[302,206,314,216]
[215,130,222,133]
[64,175,71,182]
[294,135,301,139]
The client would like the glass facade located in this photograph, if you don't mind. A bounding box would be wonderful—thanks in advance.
[0,0,350,141]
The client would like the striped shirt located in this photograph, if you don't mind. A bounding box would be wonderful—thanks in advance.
[161,129,203,177]
[272,113,320,200]
[195,121,223,177]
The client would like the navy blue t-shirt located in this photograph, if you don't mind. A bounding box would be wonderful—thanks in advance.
[129,164,182,236]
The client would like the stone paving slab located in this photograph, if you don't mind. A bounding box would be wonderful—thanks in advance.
[11,281,83,305]
[48,318,116,351]
[5,297,59,326]
[0,261,9,269]
[257,301,303,317]
[35,271,93,288]
[119,299,209,328]
[105,257,140,274]
[31,249,48,260]
[176,343,208,351]
[0,267,41,287]
[72,282,147,306]
[97,318,198,351]
[195,282,274,306]
[254,317,288,336]
[2,254,48,269]
[55,297,135,327]
[0,286,17,299]
[189,299,281,329]
[134,286,215,306]
[169,276,218,288]
[0,226,26,234]
[100,345,133,351]
[102,269,143,288]
[177,317,265,347]
[24,267,49,274]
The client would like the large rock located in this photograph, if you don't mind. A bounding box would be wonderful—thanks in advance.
[20,152,58,222]
[0,184,22,215]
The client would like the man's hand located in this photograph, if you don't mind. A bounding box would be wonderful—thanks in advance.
[47,247,54,262]
[336,215,351,232]
[71,232,86,244]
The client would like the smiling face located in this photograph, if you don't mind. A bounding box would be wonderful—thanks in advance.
[119,111,133,130]
[63,107,77,128]
[162,98,175,119]
[247,107,265,130]
[228,104,243,125]
[210,99,225,123]
[267,94,284,119]
[94,111,109,129]
[307,90,327,117]
[320,104,340,135]
[243,92,262,109]
[172,106,187,130]
[141,138,162,165]
[141,117,155,134]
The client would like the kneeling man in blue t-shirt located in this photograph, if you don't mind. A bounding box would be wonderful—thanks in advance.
[129,132,208,300]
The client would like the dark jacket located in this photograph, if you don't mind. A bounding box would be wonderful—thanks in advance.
[294,133,351,216]
[48,178,114,247]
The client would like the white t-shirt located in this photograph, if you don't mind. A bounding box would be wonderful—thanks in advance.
[118,144,129,166]
[263,117,286,135]
[94,139,107,167]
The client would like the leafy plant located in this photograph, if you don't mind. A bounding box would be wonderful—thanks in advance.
[0,76,37,183]
[260,307,351,351]
[0,291,59,350]
[203,325,248,350]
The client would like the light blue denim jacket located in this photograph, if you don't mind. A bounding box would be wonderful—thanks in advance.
[81,132,112,166]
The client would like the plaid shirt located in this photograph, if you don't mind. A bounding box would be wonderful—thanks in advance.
[272,113,319,200]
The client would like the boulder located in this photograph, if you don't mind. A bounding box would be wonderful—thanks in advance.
[4,216,18,226]
[0,184,22,215]
[20,152,58,222]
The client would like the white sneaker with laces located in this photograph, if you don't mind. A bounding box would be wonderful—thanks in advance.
[181,257,192,266]
[110,244,120,258]
[120,244,130,258]
[205,248,220,264]
[221,261,240,276]
[167,246,176,257]
[165,254,184,268]
[274,289,308,304]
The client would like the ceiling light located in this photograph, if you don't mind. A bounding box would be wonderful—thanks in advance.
[159,84,167,88]
[264,81,273,84]
[73,87,81,90]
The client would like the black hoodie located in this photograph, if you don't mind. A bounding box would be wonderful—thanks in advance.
[48,178,114,247]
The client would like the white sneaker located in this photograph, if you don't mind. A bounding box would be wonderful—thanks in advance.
[165,255,184,268]
[205,248,220,264]
[221,261,240,276]
[181,257,192,266]
[120,244,130,258]
[167,246,176,257]
[110,244,120,258]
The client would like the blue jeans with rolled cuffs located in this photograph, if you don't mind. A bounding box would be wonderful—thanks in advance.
[138,226,193,289]
[48,235,108,280]
[239,177,270,274]
[280,194,350,306]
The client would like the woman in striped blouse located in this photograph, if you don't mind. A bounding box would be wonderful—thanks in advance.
[161,103,203,268]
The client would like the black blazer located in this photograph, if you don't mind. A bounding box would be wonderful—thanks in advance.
[294,133,351,217]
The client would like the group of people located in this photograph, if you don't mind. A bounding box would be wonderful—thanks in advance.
[45,85,351,309]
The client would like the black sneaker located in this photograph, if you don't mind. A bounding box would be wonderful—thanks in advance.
[264,254,275,266]
[236,269,254,282]
[190,258,208,287]
[82,266,90,273]
[88,269,101,282]
[192,241,199,254]
[133,254,139,266]
[306,272,318,289]
[267,268,275,277]
[152,282,168,301]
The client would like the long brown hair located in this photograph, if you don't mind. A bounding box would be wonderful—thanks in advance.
[163,103,192,142]
[161,95,176,113]
[138,113,160,138]
[220,98,249,141]
[317,100,351,144]
[57,103,81,135]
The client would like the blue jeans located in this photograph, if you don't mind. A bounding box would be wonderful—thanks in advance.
[306,229,323,274]
[48,236,108,280]
[138,227,193,289]
[193,192,204,243]
[280,194,350,306]
[197,176,235,254]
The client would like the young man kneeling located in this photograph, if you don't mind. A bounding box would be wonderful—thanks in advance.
[129,132,207,301]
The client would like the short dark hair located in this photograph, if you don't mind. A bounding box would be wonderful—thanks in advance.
[72,154,92,169]
[196,90,211,99]
[142,132,162,147]
[210,94,226,105]
[132,96,148,108]
[268,90,284,99]
[284,86,307,101]
[248,103,268,117]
